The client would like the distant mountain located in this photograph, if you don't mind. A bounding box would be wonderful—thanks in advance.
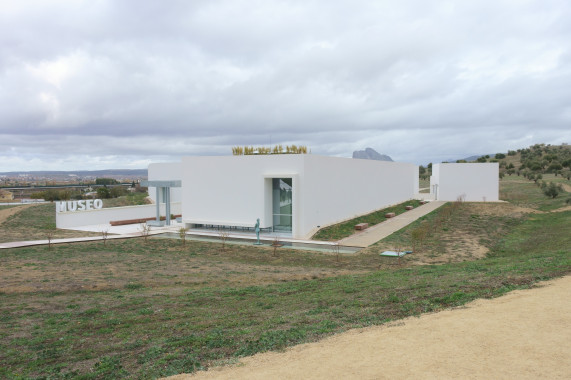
[0,169,147,177]
[352,148,393,162]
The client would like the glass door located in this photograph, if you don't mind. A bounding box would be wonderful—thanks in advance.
[272,178,292,232]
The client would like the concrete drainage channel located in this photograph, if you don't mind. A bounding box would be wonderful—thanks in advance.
[153,233,362,254]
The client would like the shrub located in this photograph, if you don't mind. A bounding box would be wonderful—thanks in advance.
[97,187,111,199]
[547,162,563,173]
[95,178,119,185]
[33,189,73,201]
[110,186,128,198]
[543,182,564,199]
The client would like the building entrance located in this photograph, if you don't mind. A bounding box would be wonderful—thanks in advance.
[272,178,292,232]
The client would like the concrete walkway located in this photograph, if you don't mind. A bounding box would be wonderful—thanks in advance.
[1,202,445,250]
[0,222,338,250]
[0,229,166,249]
[338,201,446,248]
[0,221,188,249]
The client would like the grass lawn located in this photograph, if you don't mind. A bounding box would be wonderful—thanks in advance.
[0,204,100,243]
[0,205,21,210]
[312,200,421,241]
[368,202,531,263]
[1,207,569,379]
[102,193,150,208]
[0,192,150,243]
[1,175,570,379]
[500,175,570,211]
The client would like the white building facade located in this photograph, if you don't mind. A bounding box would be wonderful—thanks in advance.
[150,155,419,239]
[430,163,499,202]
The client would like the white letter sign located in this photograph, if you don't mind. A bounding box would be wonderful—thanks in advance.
[56,199,104,213]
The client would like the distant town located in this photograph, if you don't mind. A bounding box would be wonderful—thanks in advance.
[0,169,148,201]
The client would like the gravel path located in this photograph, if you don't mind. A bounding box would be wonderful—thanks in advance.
[167,276,571,380]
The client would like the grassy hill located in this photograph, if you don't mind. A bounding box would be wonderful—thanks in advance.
[420,143,571,204]
[0,147,570,378]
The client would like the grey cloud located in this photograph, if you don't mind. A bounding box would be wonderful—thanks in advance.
[1,0,570,171]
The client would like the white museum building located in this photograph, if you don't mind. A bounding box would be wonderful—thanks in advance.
[148,154,419,239]
[55,155,499,238]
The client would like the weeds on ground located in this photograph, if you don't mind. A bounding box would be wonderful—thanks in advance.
[371,202,526,264]
[218,230,230,251]
[178,227,188,247]
[1,211,569,378]
[500,178,569,211]
[139,224,151,242]
[100,226,110,245]
[0,204,100,243]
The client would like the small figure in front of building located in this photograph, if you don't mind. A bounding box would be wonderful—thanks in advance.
[254,218,262,245]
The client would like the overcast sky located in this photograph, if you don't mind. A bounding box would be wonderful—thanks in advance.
[1,0,570,171]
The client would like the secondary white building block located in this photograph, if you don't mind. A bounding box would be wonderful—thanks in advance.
[430,163,499,202]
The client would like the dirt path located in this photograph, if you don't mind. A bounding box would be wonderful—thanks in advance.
[168,276,571,380]
[0,204,33,225]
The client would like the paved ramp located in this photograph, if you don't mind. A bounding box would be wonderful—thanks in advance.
[338,201,446,247]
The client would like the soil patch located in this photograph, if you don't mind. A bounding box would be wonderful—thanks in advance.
[369,202,528,266]
[0,205,34,225]
[467,202,543,216]
[168,276,571,380]
[552,205,571,212]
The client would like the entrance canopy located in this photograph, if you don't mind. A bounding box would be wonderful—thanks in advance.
[141,180,181,226]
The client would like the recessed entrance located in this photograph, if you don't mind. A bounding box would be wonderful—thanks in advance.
[272,178,292,232]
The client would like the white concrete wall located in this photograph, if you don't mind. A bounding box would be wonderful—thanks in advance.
[430,164,440,197]
[430,163,499,202]
[413,166,420,195]
[148,162,182,203]
[180,155,418,239]
[56,202,182,228]
[301,156,417,238]
[181,155,305,235]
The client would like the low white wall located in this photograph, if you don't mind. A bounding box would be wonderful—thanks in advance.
[56,202,182,229]
[431,163,499,202]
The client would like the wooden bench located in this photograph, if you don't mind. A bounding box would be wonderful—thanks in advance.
[355,223,369,230]
[405,206,414,210]
[385,212,396,218]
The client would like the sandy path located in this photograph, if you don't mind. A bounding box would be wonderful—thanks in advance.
[0,204,33,225]
[168,276,571,380]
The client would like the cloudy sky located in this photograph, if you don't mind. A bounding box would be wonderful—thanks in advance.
[1,0,570,171]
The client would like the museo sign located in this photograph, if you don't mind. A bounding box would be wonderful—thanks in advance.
[56,199,103,213]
